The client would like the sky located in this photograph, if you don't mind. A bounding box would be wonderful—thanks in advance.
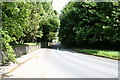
[52,0,70,14]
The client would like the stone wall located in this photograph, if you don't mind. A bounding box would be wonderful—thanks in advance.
[12,44,41,57]
[0,42,52,65]
[0,43,41,65]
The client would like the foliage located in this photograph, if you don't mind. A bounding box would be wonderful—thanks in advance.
[59,2,120,47]
[2,2,27,43]
[48,32,57,42]
[0,29,16,64]
[40,2,60,42]
[2,2,60,43]
[1,2,60,64]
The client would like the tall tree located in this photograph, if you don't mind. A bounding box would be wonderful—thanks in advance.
[59,2,120,47]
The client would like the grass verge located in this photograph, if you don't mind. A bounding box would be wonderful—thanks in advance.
[71,48,120,60]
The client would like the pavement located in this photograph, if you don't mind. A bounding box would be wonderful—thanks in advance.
[0,43,119,78]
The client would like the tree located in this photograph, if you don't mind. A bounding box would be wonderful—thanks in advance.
[1,2,60,64]
[59,2,120,47]
[40,2,60,42]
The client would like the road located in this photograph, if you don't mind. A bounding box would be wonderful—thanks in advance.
[6,43,118,78]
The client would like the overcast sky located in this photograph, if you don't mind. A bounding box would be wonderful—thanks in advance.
[52,0,70,14]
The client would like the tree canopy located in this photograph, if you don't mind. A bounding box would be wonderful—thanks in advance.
[1,2,60,64]
[59,2,120,49]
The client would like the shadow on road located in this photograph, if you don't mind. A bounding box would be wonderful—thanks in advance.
[47,43,79,54]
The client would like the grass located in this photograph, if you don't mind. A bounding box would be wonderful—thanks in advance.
[71,48,120,60]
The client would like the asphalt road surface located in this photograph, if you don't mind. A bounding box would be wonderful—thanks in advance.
[6,43,118,78]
